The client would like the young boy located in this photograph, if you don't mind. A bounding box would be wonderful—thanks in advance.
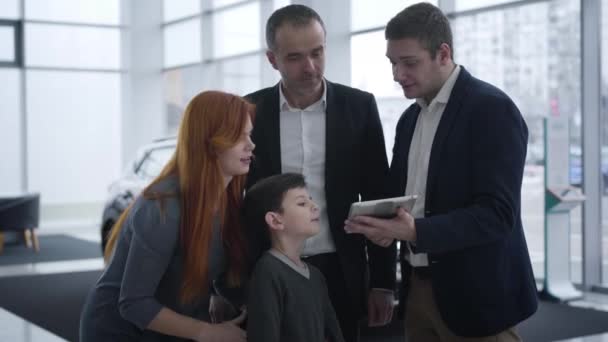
[243,173,344,342]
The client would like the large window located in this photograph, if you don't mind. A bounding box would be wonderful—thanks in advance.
[26,71,121,204]
[163,18,202,68]
[351,0,437,32]
[163,55,265,134]
[0,25,16,62]
[163,64,204,133]
[25,24,120,69]
[452,0,581,283]
[350,0,583,284]
[212,0,247,9]
[25,0,120,25]
[454,0,519,12]
[350,30,411,159]
[161,0,285,132]
[350,0,438,159]
[0,20,22,67]
[206,54,262,95]
[163,0,200,22]
[0,0,20,19]
[211,1,261,59]
[10,0,125,223]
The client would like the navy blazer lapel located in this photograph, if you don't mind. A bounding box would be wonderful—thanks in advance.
[425,67,471,203]
[257,84,282,175]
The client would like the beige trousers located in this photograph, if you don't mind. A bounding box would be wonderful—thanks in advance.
[404,272,521,342]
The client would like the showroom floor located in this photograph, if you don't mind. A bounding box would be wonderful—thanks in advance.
[1,223,608,342]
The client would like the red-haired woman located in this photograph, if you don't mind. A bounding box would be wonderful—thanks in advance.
[80,91,255,342]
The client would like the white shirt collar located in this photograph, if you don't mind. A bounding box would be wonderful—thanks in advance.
[416,65,461,109]
[279,79,327,112]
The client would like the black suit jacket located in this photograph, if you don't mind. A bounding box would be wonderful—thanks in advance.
[390,67,538,337]
[245,81,396,315]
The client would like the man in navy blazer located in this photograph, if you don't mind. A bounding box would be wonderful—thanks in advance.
[345,3,538,341]
[245,5,396,342]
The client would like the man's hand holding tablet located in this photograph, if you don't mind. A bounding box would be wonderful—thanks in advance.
[347,195,417,219]
[345,195,418,247]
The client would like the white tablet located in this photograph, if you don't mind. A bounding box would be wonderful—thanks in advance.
[348,195,418,219]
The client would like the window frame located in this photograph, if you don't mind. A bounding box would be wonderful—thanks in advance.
[0,19,23,68]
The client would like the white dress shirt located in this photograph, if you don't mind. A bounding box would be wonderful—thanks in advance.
[279,80,335,256]
[404,65,461,267]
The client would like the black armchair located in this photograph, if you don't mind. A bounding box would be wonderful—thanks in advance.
[0,193,41,253]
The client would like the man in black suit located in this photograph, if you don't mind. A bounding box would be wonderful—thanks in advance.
[345,3,538,342]
[245,4,396,342]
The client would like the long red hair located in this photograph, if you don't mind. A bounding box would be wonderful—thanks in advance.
[104,90,254,304]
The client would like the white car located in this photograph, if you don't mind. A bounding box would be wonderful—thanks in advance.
[100,137,176,252]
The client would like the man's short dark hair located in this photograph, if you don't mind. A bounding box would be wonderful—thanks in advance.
[265,4,326,51]
[385,2,453,59]
[243,173,307,265]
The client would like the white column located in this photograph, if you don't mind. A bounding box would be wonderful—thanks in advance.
[260,0,279,87]
[581,0,603,290]
[293,0,351,85]
[122,0,164,167]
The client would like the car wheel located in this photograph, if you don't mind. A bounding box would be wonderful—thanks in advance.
[101,220,115,254]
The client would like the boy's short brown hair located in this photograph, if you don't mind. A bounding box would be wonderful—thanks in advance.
[243,173,307,268]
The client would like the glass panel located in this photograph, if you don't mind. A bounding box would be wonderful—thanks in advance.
[259,0,290,39]
[273,0,290,10]
[352,30,401,98]
[25,24,120,69]
[452,0,581,283]
[211,0,246,9]
[26,70,122,204]
[163,64,204,133]
[25,0,120,25]
[0,0,20,19]
[351,30,411,159]
[206,54,261,96]
[455,0,518,12]
[0,26,15,62]
[602,0,608,285]
[212,2,260,58]
[162,0,200,22]
[351,0,437,31]
[163,18,201,68]
[0,69,22,193]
